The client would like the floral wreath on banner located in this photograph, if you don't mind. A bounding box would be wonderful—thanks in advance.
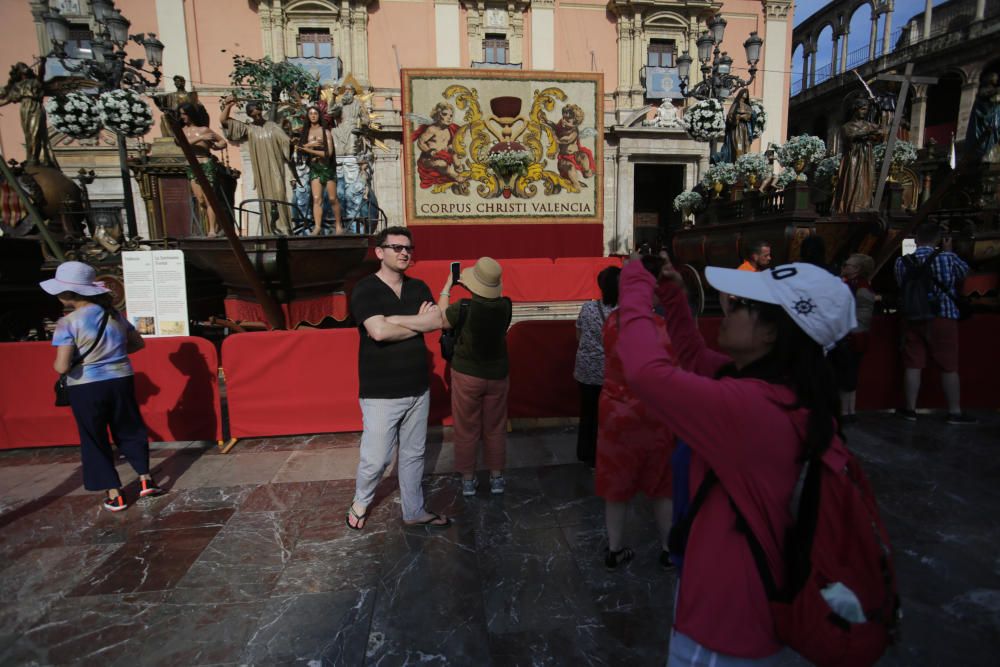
[682,98,725,142]
[873,140,918,169]
[749,100,766,139]
[97,89,154,137]
[44,92,101,139]
[673,190,704,212]
[700,161,738,188]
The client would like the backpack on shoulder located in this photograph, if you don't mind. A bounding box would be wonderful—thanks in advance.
[674,453,901,667]
[439,299,470,361]
[899,249,941,321]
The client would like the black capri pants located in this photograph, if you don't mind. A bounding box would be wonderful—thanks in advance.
[68,375,150,490]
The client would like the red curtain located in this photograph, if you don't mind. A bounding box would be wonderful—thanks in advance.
[408,224,604,260]
[0,337,222,449]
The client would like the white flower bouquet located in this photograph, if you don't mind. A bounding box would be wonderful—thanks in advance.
[44,92,100,139]
[98,89,153,137]
[700,162,738,189]
[682,98,725,142]
[775,168,798,190]
[749,100,766,139]
[735,152,770,186]
[485,148,533,178]
[814,155,842,186]
[775,134,827,171]
[673,190,704,212]
[873,140,918,168]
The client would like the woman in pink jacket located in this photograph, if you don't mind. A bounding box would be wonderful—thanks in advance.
[615,258,856,665]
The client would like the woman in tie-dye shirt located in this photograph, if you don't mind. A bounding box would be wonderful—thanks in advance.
[42,262,165,512]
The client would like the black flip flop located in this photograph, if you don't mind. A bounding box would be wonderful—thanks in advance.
[346,504,368,530]
[403,511,452,528]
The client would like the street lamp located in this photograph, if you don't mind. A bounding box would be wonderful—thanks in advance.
[42,0,165,240]
[677,14,763,159]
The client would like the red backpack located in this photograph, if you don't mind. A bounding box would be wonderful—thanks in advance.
[680,451,901,666]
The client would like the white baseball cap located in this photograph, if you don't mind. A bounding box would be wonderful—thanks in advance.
[706,262,857,351]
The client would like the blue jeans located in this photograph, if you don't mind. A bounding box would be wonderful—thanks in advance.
[667,630,789,667]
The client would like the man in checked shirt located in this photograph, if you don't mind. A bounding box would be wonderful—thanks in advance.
[894,222,976,424]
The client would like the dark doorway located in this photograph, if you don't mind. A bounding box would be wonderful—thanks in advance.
[924,72,962,146]
[633,164,685,251]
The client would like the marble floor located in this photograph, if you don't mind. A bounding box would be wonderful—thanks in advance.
[0,412,998,666]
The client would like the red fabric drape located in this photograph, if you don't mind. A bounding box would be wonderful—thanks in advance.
[508,320,580,418]
[0,337,222,449]
[408,224,604,260]
[224,294,349,328]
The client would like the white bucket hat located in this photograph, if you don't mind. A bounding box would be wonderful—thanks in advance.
[706,262,857,351]
[39,261,110,297]
[460,257,503,299]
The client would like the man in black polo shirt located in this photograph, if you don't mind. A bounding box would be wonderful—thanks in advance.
[346,226,450,529]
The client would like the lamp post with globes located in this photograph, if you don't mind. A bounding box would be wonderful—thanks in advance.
[40,0,165,239]
[675,14,763,161]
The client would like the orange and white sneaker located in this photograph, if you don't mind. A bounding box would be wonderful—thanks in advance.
[139,478,166,498]
[103,493,128,512]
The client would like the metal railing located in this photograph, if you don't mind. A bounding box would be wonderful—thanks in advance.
[845,44,870,70]
[791,77,804,96]
[814,62,832,85]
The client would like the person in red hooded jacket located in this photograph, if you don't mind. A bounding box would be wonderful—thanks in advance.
[615,257,856,665]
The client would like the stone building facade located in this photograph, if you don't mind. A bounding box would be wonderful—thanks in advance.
[2,0,796,253]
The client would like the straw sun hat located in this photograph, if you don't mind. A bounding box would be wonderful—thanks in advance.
[460,257,503,299]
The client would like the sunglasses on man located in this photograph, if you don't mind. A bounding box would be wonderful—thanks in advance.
[380,244,414,253]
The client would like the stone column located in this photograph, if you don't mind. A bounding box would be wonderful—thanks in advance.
[272,0,286,61]
[761,1,793,151]
[808,45,817,86]
[351,5,370,82]
[631,9,644,107]
[922,0,932,41]
[531,0,555,70]
[616,13,633,109]
[510,6,526,66]
[882,8,893,55]
[434,0,461,67]
[839,29,849,71]
[154,0,192,83]
[869,14,879,59]
[975,0,986,21]
[910,83,929,148]
[615,152,633,254]
[956,77,980,141]
[830,35,839,75]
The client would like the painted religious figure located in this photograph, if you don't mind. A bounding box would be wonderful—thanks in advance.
[153,76,200,139]
[0,63,55,167]
[718,89,756,164]
[832,99,884,213]
[966,71,1000,163]
[542,104,596,191]
[220,97,293,234]
[413,102,468,189]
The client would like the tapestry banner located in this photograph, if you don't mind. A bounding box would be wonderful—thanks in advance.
[402,69,604,225]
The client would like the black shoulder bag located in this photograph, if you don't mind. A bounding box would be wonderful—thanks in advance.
[54,309,111,407]
[440,299,471,362]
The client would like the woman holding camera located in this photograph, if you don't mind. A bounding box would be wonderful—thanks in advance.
[616,257,855,665]
[438,258,513,496]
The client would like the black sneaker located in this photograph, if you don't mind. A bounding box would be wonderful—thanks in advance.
[659,550,676,571]
[103,494,127,512]
[945,413,977,425]
[604,547,634,571]
[895,408,917,422]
